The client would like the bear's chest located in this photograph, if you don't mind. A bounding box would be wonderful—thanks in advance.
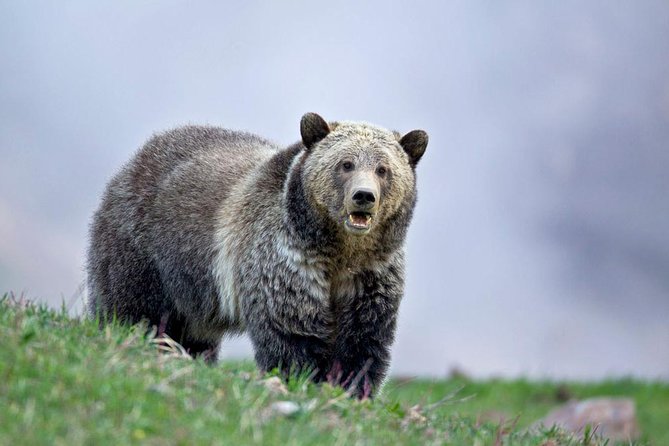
[329,271,362,304]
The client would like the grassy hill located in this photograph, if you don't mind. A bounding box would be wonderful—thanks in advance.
[1,294,667,445]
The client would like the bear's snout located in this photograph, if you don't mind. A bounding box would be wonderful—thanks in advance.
[346,172,380,211]
[351,188,376,209]
[344,173,380,234]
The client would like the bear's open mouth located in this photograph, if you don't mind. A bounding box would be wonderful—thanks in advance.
[345,211,373,233]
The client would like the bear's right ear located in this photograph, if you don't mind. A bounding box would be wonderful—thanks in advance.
[300,113,330,150]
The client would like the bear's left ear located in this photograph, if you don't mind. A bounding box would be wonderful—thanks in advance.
[300,113,330,150]
[399,130,428,167]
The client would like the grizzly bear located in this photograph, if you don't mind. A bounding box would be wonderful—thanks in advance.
[87,113,428,397]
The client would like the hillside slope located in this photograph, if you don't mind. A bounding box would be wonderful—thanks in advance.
[1,295,667,445]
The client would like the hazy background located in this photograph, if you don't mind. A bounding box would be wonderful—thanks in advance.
[1,1,668,379]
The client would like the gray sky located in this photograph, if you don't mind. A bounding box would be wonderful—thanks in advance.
[1,1,668,379]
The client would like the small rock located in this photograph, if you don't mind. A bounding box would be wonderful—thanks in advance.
[270,401,301,417]
[262,376,288,395]
[534,397,639,441]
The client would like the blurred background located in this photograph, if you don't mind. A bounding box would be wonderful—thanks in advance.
[1,1,668,379]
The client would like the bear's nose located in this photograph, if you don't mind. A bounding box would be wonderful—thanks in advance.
[352,188,377,207]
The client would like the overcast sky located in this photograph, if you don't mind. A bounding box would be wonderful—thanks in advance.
[1,1,668,379]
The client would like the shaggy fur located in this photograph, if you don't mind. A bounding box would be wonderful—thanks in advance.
[87,113,428,397]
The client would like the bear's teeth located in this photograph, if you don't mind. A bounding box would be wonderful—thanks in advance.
[348,213,371,227]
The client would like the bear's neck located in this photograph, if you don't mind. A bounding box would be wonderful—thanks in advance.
[284,149,341,257]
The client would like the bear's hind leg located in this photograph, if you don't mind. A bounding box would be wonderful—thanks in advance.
[87,213,167,328]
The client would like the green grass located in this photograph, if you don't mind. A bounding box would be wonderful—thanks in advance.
[1,294,667,445]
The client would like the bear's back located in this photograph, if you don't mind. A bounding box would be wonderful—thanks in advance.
[100,125,278,241]
[132,125,277,210]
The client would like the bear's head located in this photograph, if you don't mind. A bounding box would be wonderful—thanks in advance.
[299,112,428,237]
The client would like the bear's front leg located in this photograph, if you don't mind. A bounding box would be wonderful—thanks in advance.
[241,267,333,381]
[331,265,403,398]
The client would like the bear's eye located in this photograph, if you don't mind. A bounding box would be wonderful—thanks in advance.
[376,166,388,176]
[342,161,354,172]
